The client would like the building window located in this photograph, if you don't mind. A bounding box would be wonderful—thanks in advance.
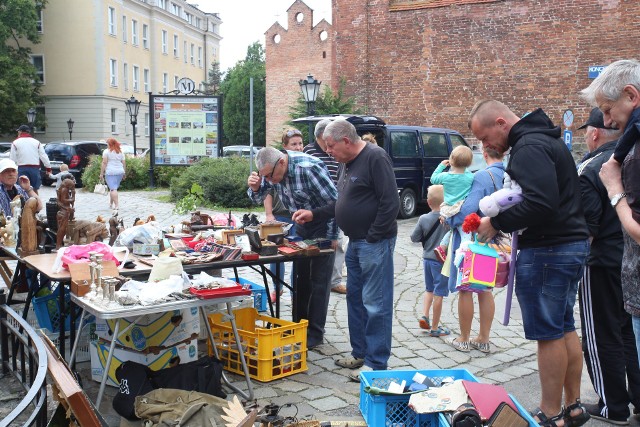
[109,59,117,86]
[161,30,167,54]
[158,0,166,8]
[183,41,187,63]
[173,34,178,57]
[143,68,150,92]
[123,63,129,91]
[185,12,192,24]
[36,10,43,33]
[108,7,116,35]
[122,16,127,42]
[195,17,201,29]
[190,43,194,64]
[162,73,168,93]
[133,65,139,91]
[171,3,181,16]
[131,20,138,45]
[142,24,149,49]
[174,75,179,90]
[30,55,44,83]
[144,113,149,136]
[111,108,117,134]
[198,47,202,67]
[35,106,45,133]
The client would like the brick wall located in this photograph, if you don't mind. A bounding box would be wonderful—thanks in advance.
[265,0,333,146]
[333,0,640,159]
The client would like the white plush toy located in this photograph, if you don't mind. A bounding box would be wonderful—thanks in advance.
[479,173,523,217]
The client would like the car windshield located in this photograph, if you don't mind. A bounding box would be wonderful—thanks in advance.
[45,144,73,161]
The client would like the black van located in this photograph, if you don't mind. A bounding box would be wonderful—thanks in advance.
[293,115,474,218]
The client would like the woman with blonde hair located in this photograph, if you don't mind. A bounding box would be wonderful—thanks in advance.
[100,138,126,216]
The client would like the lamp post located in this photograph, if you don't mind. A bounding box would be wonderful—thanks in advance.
[124,95,141,153]
[298,74,321,144]
[27,108,36,134]
[67,118,74,140]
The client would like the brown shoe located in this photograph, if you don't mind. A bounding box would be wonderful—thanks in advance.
[331,284,347,294]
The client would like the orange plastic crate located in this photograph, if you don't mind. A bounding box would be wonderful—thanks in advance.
[207,307,308,382]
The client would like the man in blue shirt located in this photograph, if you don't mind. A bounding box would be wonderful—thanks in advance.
[247,147,337,349]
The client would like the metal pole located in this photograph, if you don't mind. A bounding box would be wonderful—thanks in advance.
[249,77,254,175]
[149,94,156,188]
[132,122,137,154]
[307,101,315,145]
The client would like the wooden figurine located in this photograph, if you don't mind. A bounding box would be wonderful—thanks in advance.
[56,178,75,249]
[17,197,40,256]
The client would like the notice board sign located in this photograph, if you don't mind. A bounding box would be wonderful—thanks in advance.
[149,94,222,166]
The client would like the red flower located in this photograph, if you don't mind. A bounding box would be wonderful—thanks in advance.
[462,213,481,234]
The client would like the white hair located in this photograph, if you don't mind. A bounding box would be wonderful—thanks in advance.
[314,119,332,139]
[254,146,285,170]
[581,59,640,105]
[323,119,358,143]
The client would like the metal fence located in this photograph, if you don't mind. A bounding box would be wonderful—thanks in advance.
[0,290,48,427]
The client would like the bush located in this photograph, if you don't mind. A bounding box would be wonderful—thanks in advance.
[82,156,188,190]
[170,157,254,209]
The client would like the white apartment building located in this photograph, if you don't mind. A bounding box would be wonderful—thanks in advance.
[24,0,221,148]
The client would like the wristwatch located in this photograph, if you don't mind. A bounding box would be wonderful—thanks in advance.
[610,192,627,207]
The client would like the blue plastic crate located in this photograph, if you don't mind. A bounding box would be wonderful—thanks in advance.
[359,369,478,427]
[230,277,267,312]
[32,285,77,333]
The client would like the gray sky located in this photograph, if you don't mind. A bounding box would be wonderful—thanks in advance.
[199,0,331,72]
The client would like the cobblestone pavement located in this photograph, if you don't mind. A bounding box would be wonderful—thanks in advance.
[2,185,627,426]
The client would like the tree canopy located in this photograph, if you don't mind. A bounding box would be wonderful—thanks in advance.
[219,42,265,146]
[0,0,45,134]
[202,61,222,95]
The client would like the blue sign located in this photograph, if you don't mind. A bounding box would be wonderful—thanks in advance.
[588,66,606,79]
[564,130,573,151]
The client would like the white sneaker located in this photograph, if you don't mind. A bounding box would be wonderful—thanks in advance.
[349,365,373,382]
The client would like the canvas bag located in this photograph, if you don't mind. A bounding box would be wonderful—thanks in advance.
[134,389,228,427]
[93,179,108,195]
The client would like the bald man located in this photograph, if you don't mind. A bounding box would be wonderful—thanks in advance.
[469,100,590,426]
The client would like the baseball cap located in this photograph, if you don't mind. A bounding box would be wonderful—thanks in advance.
[578,108,609,130]
[16,125,30,132]
[0,159,18,173]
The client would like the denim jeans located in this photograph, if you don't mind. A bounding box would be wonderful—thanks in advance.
[633,316,640,368]
[345,236,396,370]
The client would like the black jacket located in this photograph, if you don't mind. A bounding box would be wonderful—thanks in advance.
[490,109,589,248]
[578,140,622,267]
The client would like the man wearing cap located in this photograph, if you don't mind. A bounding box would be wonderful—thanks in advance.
[0,158,42,217]
[11,125,51,192]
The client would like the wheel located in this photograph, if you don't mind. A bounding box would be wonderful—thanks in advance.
[398,188,417,218]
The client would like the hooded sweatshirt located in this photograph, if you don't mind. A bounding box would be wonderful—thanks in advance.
[490,109,589,248]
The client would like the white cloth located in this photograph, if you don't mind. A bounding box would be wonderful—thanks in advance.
[11,136,51,168]
[103,149,125,175]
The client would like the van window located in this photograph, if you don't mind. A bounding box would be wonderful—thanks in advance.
[450,134,467,149]
[390,131,418,157]
[421,133,448,157]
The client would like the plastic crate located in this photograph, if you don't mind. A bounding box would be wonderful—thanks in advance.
[229,277,267,312]
[359,369,478,427]
[32,284,78,333]
[207,307,307,382]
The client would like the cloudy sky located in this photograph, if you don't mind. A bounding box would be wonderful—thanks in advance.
[200,0,331,72]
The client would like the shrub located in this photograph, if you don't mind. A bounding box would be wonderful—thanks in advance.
[170,157,254,209]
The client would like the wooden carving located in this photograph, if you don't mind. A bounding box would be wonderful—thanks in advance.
[71,220,108,244]
[56,178,75,249]
[17,197,40,256]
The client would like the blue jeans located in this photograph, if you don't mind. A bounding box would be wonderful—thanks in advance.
[346,237,396,370]
[633,316,640,368]
[515,240,588,340]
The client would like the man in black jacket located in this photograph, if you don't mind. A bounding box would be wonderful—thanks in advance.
[470,100,590,427]
[576,108,640,424]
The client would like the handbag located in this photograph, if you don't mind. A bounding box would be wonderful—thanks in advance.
[93,179,108,195]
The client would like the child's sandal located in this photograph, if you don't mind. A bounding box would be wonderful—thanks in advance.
[419,316,430,330]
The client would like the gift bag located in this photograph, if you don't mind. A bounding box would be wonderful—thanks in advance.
[459,238,499,289]
[93,179,108,195]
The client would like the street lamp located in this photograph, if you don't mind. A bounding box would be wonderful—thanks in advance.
[67,118,74,140]
[298,74,321,144]
[124,95,142,153]
[27,108,36,134]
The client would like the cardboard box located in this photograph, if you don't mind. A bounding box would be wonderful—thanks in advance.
[95,307,200,351]
[258,223,284,239]
[221,229,245,245]
[90,338,198,387]
[69,261,119,297]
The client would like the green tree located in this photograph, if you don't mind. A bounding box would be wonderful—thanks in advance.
[0,0,46,134]
[219,42,265,147]
[287,78,363,143]
[202,61,222,95]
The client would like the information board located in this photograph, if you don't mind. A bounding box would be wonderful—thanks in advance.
[150,95,221,166]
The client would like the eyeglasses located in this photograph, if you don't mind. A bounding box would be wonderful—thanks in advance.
[286,129,302,138]
[259,160,279,180]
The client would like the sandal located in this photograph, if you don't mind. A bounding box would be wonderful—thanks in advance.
[470,340,491,353]
[531,407,564,426]
[563,399,590,427]
[419,316,431,330]
[334,356,365,369]
[429,326,450,337]
[447,337,470,352]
